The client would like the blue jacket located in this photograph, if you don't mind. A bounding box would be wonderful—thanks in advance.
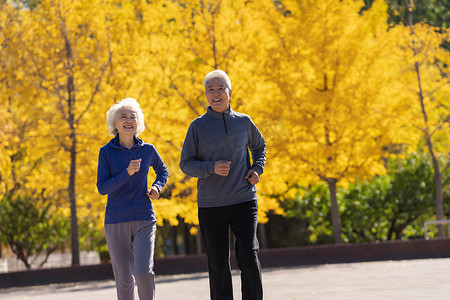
[180,106,266,208]
[97,135,169,224]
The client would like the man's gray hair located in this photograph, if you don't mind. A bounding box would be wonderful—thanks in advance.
[203,70,231,90]
[106,98,145,136]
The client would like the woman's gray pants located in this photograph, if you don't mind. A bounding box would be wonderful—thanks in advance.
[105,220,156,300]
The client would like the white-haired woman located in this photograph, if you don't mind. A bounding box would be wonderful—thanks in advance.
[97,98,169,300]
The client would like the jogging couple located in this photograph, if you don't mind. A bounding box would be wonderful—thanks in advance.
[97,70,266,300]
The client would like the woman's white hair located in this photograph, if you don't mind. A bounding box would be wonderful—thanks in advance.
[203,70,231,90]
[106,98,145,136]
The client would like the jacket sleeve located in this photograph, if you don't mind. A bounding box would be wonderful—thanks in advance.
[150,146,169,192]
[96,148,130,195]
[179,123,216,178]
[246,117,266,176]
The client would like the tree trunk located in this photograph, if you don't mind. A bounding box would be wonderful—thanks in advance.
[172,225,179,255]
[430,150,445,237]
[196,227,203,254]
[10,242,31,269]
[406,0,445,237]
[326,178,343,244]
[69,117,80,266]
[183,222,192,254]
[59,4,80,265]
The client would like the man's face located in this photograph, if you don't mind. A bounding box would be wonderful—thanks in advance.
[205,77,232,113]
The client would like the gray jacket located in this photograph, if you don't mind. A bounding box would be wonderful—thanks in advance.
[180,106,266,208]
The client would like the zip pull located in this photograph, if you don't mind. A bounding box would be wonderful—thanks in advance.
[222,113,228,134]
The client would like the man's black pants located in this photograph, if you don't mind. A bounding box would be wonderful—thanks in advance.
[198,200,263,300]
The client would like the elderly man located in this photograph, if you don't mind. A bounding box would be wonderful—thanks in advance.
[180,70,266,300]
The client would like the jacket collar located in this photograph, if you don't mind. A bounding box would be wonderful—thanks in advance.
[206,105,233,119]
[108,134,144,149]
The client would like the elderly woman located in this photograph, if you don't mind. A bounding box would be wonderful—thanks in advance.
[97,98,169,300]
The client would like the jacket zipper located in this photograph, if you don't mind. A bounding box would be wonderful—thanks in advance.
[222,113,228,135]
[127,149,132,220]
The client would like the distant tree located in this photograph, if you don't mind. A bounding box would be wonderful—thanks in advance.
[0,193,70,269]
[341,152,436,242]
[361,0,449,28]
[267,183,333,246]
[387,0,450,236]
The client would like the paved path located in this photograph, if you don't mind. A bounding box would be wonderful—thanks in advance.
[1,258,450,299]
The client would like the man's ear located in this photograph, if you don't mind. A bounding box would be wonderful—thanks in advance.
[229,89,233,97]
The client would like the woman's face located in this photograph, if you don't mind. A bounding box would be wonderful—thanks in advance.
[115,107,138,136]
[205,77,232,113]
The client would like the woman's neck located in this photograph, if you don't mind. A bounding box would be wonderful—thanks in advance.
[119,134,134,149]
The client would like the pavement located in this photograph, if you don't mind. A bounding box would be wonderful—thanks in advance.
[1,258,450,299]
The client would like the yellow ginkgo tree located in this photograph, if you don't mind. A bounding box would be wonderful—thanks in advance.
[148,0,283,235]
[249,0,408,243]
[1,0,114,265]
[390,0,450,237]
